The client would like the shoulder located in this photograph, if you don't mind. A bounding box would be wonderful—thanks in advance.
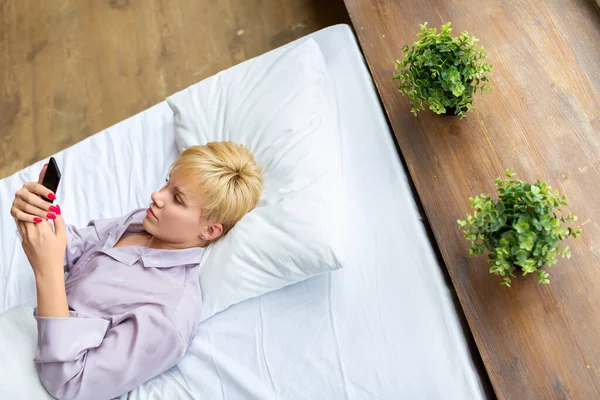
[168,267,203,347]
[102,208,145,229]
[83,208,145,235]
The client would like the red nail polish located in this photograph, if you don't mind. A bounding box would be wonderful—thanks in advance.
[49,205,59,213]
[47,193,56,201]
[56,204,61,215]
[34,217,43,223]
[47,213,56,220]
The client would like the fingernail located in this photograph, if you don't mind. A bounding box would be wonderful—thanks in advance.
[46,213,56,220]
[43,163,48,167]
[47,193,56,201]
[56,204,61,215]
[49,205,60,214]
[34,217,43,223]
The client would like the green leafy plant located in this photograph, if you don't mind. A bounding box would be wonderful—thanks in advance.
[457,169,582,287]
[393,22,493,118]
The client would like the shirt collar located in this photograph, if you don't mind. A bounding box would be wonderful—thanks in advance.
[140,247,205,268]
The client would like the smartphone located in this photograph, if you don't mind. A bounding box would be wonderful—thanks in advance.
[41,157,61,203]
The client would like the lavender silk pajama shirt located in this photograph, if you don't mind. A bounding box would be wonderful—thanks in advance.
[33,209,205,400]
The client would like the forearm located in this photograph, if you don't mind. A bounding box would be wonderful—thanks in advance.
[35,269,69,317]
[34,309,183,400]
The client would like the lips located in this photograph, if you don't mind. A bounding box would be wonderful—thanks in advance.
[146,207,157,220]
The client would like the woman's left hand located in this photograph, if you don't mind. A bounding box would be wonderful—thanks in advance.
[18,214,67,279]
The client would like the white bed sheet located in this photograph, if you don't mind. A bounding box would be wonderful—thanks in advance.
[0,25,487,399]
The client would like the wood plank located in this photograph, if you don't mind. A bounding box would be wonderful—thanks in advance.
[542,0,600,98]
[0,0,350,178]
[343,0,600,398]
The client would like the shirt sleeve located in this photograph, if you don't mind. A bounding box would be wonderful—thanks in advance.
[34,308,187,400]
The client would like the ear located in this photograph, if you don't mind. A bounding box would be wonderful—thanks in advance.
[202,222,224,241]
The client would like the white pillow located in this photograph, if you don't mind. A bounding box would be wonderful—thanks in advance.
[167,38,344,320]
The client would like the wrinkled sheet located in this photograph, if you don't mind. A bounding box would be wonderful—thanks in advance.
[0,25,486,399]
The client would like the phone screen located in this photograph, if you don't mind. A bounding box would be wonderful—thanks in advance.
[41,157,61,203]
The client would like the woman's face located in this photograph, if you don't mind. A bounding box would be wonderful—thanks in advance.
[142,175,222,249]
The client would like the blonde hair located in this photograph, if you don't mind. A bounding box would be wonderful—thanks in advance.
[170,142,263,234]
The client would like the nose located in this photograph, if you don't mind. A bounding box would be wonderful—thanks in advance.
[151,190,164,208]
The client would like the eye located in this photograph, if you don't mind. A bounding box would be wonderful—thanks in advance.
[174,194,183,205]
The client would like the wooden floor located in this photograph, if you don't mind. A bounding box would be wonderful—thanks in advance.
[0,0,350,178]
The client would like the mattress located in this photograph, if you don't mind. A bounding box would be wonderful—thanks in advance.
[0,25,487,399]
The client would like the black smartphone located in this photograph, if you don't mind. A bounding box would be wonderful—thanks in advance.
[41,157,61,203]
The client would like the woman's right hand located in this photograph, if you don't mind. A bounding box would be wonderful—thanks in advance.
[10,164,60,223]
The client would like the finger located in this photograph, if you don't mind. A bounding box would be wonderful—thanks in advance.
[37,163,48,184]
[12,207,45,223]
[12,196,55,220]
[53,214,66,239]
[36,218,53,233]
[23,182,56,201]
[17,221,27,238]
[24,220,37,237]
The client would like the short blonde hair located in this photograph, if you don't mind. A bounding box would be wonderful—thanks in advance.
[170,142,263,234]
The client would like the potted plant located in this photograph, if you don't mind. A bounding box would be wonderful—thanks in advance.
[393,22,493,118]
[457,169,582,287]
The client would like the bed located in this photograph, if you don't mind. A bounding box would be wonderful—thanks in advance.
[0,24,488,399]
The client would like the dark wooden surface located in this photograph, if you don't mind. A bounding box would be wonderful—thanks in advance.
[0,0,349,178]
[343,0,600,398]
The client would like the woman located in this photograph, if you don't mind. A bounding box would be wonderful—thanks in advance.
[10,142,263,400]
